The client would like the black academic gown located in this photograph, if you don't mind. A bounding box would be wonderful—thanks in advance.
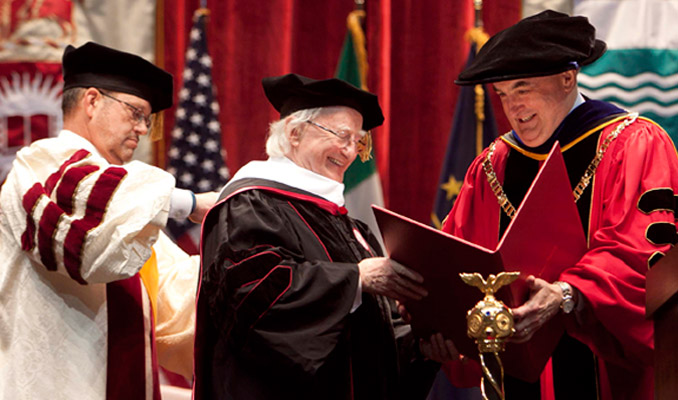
[194,178,423,400]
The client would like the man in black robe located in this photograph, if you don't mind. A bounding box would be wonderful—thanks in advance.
[194,73,438,399]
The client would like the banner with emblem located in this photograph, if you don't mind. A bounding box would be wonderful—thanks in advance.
[0,0,157,184]
[575,0,678,144]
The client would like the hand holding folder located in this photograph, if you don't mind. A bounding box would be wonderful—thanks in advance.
[372,143,587,382]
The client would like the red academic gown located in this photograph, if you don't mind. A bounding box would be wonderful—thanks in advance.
[442,107,678,400]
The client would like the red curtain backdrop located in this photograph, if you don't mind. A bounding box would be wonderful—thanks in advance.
[161,0,520,223]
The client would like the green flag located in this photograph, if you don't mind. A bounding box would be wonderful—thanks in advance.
[335,11,385,245]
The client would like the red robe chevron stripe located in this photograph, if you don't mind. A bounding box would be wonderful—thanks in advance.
[443,114,678,400]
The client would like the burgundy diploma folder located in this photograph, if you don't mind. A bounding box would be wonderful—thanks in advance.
[372,142,587,382]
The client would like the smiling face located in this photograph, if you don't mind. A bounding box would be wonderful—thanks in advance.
[493,70,578,147]
[285,106,363,182]
[88,89,152,165]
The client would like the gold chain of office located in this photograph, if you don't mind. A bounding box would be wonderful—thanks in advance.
[482,112,639,219]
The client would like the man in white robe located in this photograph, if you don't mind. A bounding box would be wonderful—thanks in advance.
[0,42,215,400]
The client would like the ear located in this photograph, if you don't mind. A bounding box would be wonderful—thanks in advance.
[285,117,302,147]
[561,70,578,93]
[83,87,101,119]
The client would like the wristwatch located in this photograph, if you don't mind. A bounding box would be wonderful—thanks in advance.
[555,281,575,314]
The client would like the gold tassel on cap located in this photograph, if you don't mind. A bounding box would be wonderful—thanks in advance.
[150,110,164,142]
[357,131,373,162]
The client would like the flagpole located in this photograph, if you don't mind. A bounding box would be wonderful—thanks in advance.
[154,0,166,168]
[165,3,230,253]
[474,0,483,28]
[472,0,487,156]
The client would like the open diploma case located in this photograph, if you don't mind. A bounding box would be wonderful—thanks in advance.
[373,143,587,382]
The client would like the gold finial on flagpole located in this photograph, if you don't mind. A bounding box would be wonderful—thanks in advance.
[474,0,483,28]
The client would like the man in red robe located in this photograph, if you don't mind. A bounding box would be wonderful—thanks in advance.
[442,10,678,400]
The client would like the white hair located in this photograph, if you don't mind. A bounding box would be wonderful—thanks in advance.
[265,106,348,158]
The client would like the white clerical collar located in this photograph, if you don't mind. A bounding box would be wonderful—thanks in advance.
[569,91,585,114]
[223,157,346,206]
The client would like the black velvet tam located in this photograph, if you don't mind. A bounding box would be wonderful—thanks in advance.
[262,73,384,130]
[456,10,606,86]
[62,42,173,113]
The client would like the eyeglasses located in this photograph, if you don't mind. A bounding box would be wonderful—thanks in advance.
[98,90,153,129]
[305,120,366,148]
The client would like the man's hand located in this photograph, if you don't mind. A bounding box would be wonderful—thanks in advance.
[510,275,563,343]
[420,333,460,363]
[189,191,219,223]
[359,258,427,303]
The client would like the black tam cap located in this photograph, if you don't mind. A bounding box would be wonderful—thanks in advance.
[261,73,384,130]
[456,10,607,86]
[62,42,173,113]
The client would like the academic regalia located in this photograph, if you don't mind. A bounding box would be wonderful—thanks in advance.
[194,158,433,399]
[442,99,678,400]
[0,40,195,399]
[0,130,197,400]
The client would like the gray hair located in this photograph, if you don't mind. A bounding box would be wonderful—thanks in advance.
[265,107,324,158]
[61,87,85,118]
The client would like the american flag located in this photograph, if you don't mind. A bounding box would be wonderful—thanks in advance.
[166,9,229,254]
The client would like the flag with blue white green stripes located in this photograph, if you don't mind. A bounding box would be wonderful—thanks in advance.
[576,0,678,143]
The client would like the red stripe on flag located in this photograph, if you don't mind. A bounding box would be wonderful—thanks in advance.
[56,164,99,215]
[106,275,148,399]
[63,167,127,284]
[20,183,44,251]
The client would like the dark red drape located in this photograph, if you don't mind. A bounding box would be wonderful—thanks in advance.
[161,0,520,223]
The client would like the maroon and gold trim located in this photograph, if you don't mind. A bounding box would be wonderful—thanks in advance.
[106,275,151,400]
[20,184,44,251]
[63,167,127,284]
[56,165,100,215]
[20,149,127,285]
[44,149,91,195]
[499,114,631,160]
[37,202,63,271]
[21,150,91,251]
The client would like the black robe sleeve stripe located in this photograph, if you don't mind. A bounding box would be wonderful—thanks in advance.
[287,200,334,261]
[235,265,293,330]
[636,188,675,214]
[226,250,283,289]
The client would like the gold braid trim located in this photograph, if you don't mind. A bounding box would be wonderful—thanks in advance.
[480,352,505,400]
[483,113,639,219]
